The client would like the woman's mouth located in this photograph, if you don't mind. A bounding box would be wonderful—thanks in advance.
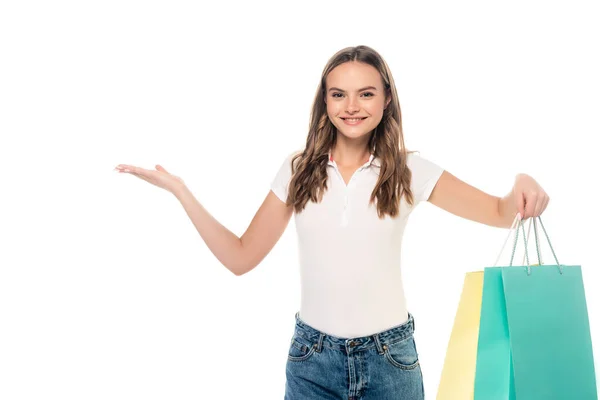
[341,117,367,126]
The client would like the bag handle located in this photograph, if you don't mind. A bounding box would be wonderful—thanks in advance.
[494,214,563,275]
[525,216,562,272]
[493,214,528,267]
[520,218,540,266]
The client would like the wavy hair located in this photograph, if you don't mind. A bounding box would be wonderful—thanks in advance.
[285,45,414,218]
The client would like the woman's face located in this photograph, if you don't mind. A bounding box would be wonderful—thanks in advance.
[325,61,390,141]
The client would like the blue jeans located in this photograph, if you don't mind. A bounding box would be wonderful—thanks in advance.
[285,312,424,400]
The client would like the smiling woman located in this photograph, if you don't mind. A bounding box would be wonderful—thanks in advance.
[115,45,551,400]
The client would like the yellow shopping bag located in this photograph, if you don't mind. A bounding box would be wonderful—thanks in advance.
[436,271,484,400]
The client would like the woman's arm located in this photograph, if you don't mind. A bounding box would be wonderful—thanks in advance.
[116,163,294,276]
[174,186,293,276]
[427,171,549,228]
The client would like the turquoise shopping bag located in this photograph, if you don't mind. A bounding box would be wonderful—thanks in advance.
[474,216,597,400]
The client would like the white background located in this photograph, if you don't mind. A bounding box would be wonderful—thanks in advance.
[1,0,598,398]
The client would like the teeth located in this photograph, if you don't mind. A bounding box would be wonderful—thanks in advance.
[344,118,364,122]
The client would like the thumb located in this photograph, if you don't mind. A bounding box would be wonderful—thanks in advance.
[156,164,168,173]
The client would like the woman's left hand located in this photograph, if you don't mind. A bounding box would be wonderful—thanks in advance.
[512,173,549,219]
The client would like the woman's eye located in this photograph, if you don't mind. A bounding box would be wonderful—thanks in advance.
[330,92,373,98]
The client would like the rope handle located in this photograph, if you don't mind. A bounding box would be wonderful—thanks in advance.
[494,214,562,275]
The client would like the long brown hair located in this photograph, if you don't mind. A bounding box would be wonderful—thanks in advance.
[286,45,414,218]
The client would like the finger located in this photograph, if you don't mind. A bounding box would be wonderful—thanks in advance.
[533,196,544,217]
[130,166,155,179]
[115,166,157,187]
[124,165,143,174]
[540,195,550,215]
[116,164,140,173]
[156,164,168,173]
[130,171,152,184]
[516,191,526,219]
[527,192,539,219]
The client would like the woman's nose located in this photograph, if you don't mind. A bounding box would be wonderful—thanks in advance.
[346,96,360,112]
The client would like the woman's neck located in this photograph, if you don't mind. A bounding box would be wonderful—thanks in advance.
[330,138,371,167]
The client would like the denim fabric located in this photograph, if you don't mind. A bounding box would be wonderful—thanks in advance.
[285,312,424,400]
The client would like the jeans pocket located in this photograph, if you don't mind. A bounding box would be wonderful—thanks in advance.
[382,335,420,370]
[287,335,317,362]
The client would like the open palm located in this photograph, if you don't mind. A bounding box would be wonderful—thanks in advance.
[115,164,185,194]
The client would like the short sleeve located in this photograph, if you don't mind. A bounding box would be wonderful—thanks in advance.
[270,151,300,203]
[407,152,444,203]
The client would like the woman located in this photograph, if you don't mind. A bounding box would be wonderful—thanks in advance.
[115,45,548,399]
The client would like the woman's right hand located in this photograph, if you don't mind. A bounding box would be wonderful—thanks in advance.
[114,164,185,195]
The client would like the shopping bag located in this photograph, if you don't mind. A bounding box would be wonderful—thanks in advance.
[474,216,597,400]
[473,267,514,399]
[438,215,531,399]
[437,216,535,399]
[436,271,484,400]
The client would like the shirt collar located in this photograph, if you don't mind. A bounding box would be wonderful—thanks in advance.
[327,146,381,168]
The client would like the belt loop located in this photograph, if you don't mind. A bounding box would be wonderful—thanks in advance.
[373,334,385,355]
[315,333,325,353]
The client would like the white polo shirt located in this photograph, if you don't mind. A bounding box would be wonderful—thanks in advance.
[270,149,444,338]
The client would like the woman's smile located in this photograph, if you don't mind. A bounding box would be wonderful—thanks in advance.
[341,117,367,125]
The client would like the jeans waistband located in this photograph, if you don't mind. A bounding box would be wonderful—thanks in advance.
[293,312,416,355]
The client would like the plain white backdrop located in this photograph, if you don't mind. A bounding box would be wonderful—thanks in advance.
[1,0,598,398]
